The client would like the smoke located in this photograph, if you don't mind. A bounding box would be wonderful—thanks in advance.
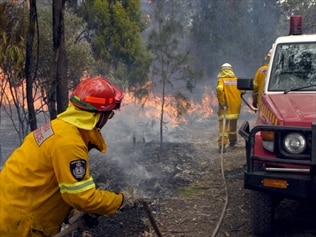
[141,0,284,107]
[101,102,187,144]
[90,99,215,198]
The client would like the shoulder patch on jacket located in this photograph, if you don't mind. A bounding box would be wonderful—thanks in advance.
[70,159,86,181]
[33,122,54,146]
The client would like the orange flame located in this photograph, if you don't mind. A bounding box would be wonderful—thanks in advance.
[1,73,218,126]
[122,85,216,125]
[0,76,46,111]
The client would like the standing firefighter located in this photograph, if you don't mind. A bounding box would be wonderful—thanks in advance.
[252,49,272,108]
[0,77,139,237]
[216,63,243,153]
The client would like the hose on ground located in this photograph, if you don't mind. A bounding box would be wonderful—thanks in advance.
[211,108,229,237]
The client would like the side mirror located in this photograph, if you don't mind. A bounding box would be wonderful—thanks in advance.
[237,78,258,113]
[237,78,253,90]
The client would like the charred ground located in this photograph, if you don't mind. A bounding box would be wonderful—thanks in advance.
[2,115,316,237]
[67,120,316,237]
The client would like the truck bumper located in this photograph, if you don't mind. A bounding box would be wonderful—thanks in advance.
[244,171,316,200]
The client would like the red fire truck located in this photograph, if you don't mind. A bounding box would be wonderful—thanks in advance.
[238,15,316,235]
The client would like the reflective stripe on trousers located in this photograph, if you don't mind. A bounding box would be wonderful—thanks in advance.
[218,119,238,146]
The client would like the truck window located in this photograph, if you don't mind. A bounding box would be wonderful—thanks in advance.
[268,43,316,91]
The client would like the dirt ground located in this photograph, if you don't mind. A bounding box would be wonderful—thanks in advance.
[3,113,316,237]
[61,118,316,237]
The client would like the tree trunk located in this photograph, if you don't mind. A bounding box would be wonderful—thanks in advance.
[52,0,68,118]
[25,0,37,131]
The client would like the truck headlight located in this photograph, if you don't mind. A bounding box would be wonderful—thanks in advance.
[283,133,306,154]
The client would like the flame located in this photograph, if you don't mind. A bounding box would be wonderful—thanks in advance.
[0,72,46,110]
[122,84,216,126]
[1,72,218,126]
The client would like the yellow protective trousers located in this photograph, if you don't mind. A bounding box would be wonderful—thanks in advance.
[217,118,238,147]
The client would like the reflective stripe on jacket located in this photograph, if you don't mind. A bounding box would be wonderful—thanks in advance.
[0,119,123,236]
[216,69,243,120]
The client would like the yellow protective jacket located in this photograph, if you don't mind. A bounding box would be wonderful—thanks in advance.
[0,104,123,237]
[252,63,268,106]
[216,69,243,120]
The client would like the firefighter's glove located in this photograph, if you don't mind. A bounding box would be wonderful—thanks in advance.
[252,101,258,109]
[120,189,140,210]
[83,213,100,228]
[67,209,85,224]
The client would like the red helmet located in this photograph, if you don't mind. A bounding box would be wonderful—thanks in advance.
[70,77,124,112]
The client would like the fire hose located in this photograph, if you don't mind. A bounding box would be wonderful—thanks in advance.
[211,106,229,237]
[54,200,163,237]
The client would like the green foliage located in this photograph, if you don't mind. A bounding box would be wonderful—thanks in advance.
[78,0,151,90]
[0,2,28,79]
[36,7,96,89]
[109,61,128,88]
[0,2,31,140]
[177,182,212,197]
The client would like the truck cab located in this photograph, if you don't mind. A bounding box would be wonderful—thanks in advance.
[237,15,316,235]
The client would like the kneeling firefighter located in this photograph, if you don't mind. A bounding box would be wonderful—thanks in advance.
[0,77,139,237]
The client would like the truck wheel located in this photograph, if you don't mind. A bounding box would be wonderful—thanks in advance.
[250,191,274,236]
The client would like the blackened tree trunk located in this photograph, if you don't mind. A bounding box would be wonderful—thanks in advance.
[25,0,37,131]
[52,0,68,119]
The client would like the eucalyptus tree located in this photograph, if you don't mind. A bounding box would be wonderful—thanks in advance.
[0,2,30,143]
[148,0,203,148]
[35,7,96,117]
[77,0,152,94]
[52,0,67,117]
[0,2,95,138]
[25,0,38,131]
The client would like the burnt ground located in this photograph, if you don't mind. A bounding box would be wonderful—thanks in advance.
[62,119,316,237]
[2,115,316,237]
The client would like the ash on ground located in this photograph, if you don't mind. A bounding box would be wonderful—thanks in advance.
[66,119,316,237]
[3,113,316,237]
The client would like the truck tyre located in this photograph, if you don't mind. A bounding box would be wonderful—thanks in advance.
[250,191,274,236]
